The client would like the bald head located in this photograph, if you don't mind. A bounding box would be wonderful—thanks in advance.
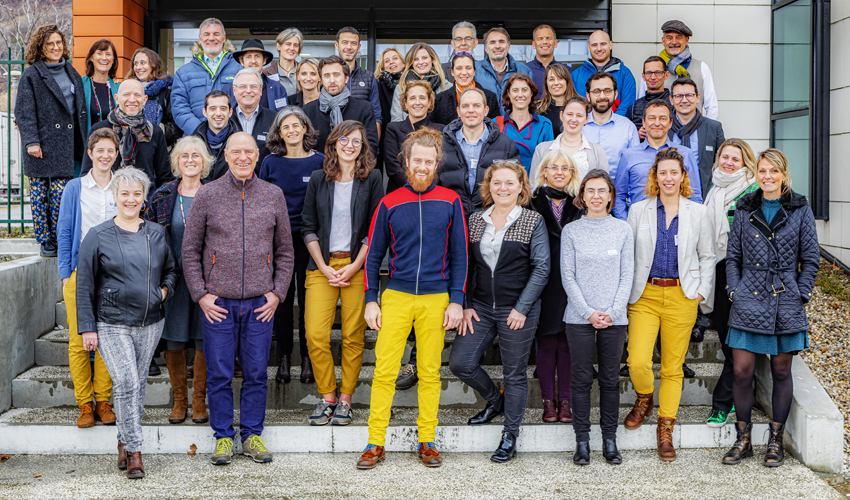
[225,132,259,180]
[588,30,612,66]
[116,79,147,117]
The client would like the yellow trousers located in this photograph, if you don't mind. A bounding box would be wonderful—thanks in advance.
[627,283,698,419]
[304,257,366,395]
[367,290,449,446]
[64,271,112,405]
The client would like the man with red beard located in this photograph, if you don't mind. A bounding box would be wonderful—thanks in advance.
[357,127,468,470]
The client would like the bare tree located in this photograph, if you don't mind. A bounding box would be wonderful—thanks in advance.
[0,0,72,60]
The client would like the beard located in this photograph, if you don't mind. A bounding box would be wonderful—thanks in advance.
[407,168,435,192]
[592,98,611,114]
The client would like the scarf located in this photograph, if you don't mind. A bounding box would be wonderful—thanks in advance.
[108,108,154,167]
[405,70,444,93]
[659,46,692,78]
[674,109,703,149]
[704,168,753,262]
[319,87,350,129]
[542,187,569,222]
[206,124,230,151]
[378,71,402,92]
[455,80,476,104]
[141,76,171,126]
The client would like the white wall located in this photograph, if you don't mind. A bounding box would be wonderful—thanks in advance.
[611,0,772,153]
[817,2,850,264]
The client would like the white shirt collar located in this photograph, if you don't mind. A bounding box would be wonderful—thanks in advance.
[81,171,112,190]
[550,133,592,152]
[482,204,522,224]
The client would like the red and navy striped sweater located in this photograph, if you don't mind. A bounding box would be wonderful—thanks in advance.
[364,183,468,304]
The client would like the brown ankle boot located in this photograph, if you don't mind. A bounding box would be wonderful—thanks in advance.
[117,441,128,470]
[164,350,188,424]
[191,350,209,424]
[624,392,653,429]
[542,400,558,423]
[94,401,116,425]
[77,401,95,428]
[657,417,676,461]
[126,452,145,479]
[764,422,785,467]
[558,400,573,423]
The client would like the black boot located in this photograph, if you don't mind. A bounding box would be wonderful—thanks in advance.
[682,363,695,378]
[300,356,314,383]
[148,358,161,376]
[573,441,590,465]
[764,422,785,467]
[722,421,753,465]
[602,438,622,464]
[275,355,291,384]
[490,431,517,463]
[468,392,504,426]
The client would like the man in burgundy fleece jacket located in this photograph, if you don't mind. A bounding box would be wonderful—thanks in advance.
[182,132,294,465]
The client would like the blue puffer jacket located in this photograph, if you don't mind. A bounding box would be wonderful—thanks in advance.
[474,54,532,115]
[571,58,637,117]
[726,190,820,336]
[172,43,243,136]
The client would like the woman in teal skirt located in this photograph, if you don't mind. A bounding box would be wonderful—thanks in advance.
[721,148,820,467]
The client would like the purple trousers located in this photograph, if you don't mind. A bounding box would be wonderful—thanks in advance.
[536,331,572,401]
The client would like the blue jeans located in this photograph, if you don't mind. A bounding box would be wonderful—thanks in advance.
[203,296,273,441]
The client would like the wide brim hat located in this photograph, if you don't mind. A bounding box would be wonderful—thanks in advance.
[233,38,274,65]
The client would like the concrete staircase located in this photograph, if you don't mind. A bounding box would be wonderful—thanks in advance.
[2,299,771,454]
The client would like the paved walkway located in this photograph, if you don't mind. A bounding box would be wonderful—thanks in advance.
[0,449,841,500]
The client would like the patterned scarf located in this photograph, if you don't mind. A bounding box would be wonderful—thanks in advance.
[319,87,350,129]
[108,108,154,167]
[659,46,692,78]
[673,109,703,149]
[141,76,171,126]
[378,71,402,92]
[455,80,476,104]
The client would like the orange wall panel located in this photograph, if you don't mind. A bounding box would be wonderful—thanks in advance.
[123,17,145,45]
[123,0,147,25]
[73,0,123,16]
[73,16,125,37]
[74,36,143,61]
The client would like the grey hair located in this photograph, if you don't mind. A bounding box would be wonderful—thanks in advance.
[199,18,225,33]
[170,136,214,179]
[452,21,477,40]
[111,167,152,201]
[266,106,318,155]
[275,28,303,50]
[234,67,262,86]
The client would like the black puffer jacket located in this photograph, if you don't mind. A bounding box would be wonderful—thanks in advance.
[726,189,819,336]
[76,219,178,333]
[437,118,520,217]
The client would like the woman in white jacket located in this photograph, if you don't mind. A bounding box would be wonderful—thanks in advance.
[623,147,715,462]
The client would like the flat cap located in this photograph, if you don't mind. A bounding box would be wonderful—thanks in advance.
[661,20,693,37]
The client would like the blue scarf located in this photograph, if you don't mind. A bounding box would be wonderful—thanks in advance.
[206,125,230,151]
[141,76,172,125]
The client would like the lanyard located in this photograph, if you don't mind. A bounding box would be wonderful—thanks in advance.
[91,79,116,121]
[177,188,187,225]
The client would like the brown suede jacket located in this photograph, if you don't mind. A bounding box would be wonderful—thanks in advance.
[182,169,294,302]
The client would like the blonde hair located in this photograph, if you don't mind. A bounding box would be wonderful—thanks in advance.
[296,58,321,92]
[399,43,447,94]
[400,80,436,114]
[756,148,792,193]
[170,136,214,179]
[644,147,693,198]
[533,149,580,196]
[713,138,757,180]
[479,161,532,208]
[374,48,404,78]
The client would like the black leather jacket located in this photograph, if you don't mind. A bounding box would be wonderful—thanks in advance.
[76,219,178,333]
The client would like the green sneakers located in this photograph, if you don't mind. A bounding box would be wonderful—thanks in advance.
[243,434,273,463]
[211,437,234,465]
[706,404,736,428]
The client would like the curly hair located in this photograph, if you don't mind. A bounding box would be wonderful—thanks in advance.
[400,80,435,114]
[645,147,693,198]
[537,64,579,114]
[84,39,118,79]
[399,127,443,169]
[25,23,70,65]
[266,106,318,155]
[479,161,532,208]
[502,73,539,114]
[323,120,375,182]
[125,47,169,81]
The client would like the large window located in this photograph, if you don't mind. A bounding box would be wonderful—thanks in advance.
[770,0,829,218]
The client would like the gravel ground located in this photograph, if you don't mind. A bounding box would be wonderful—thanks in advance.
[801,259,850,473]
[0,450,842,500]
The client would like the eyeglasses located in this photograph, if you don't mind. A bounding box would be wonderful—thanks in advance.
[546,166,572,173]
[671,93,697,102]
[454,51,473,57]
[643,70,666,77]
[588,88,614,97]
[452,37,475,44]
[585,188,609,196]
[338,136,362,147]
[233,84,261,91]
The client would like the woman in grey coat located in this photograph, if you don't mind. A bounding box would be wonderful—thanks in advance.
[721,148,819,468]
[15,23,87,257]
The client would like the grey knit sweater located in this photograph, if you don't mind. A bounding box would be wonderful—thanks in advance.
[45,60,75,112]
[560,215,634,325]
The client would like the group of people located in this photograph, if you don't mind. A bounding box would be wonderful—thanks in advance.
[14,17,819,479]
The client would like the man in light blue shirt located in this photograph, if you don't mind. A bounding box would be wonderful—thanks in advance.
[613,99,702,220]
[582,72,640,178]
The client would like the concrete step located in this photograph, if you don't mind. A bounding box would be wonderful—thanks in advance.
[11,363,722,409]
[35,328,726,367]
[0,405,769,454]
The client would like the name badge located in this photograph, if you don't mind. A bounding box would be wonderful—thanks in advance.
[275,98,287,108]
[359,81,366,87]
[70,84,75,94]
[675,235,679,246]
[302,176,310,183]
[640,224,650,230]
[607,249,618,256]
[257,134,266,141]
[705,145,714,152]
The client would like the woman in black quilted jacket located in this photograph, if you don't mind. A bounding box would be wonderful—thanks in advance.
[721,148,819,468]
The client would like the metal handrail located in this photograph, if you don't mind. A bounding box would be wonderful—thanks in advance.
[1,47,28,231]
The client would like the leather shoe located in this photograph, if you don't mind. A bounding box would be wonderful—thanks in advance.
[126,451,145,479]
[624,392,653,429]
[275,355,291,384]
[490,431,517,463]
[682,363,696,378]
[418,442,443,467]
[148,358,161,376]
[657,417,677,461]
[603,438,622,464]
[542,400,558,423]
[573,441,590,465]
[356,444,385,469]
[117,441,128,470]
[558,400,572,423]
[468,393,504,426]
[619,364,629,377]
[300,356,315,383]
[691,324,706,342]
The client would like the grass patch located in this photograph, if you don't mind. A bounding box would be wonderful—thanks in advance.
[0,227,34,238]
